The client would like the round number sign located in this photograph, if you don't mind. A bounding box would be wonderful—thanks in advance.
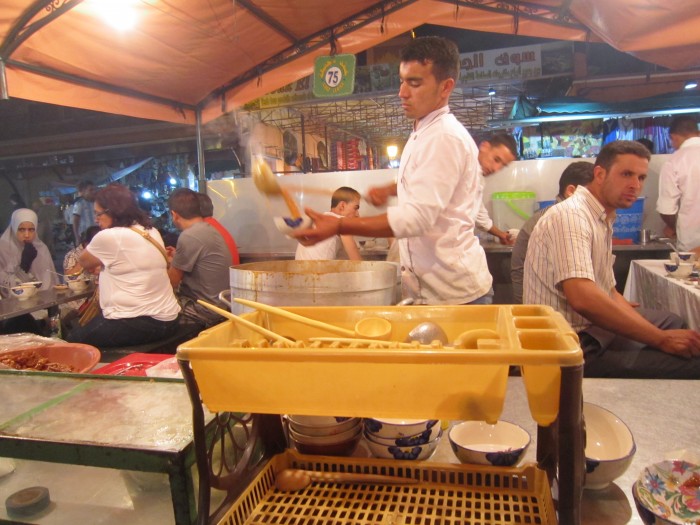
[324,66,342,88]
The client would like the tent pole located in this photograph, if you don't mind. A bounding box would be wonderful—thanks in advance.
[196,108,207,193]
[0,59,8,100]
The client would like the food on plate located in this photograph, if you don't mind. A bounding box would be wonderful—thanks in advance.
[0,350,76,372]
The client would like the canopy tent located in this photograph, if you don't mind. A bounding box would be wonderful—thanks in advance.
[3,0,700,130]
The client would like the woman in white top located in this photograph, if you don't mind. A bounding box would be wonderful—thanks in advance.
[66,184,180,347]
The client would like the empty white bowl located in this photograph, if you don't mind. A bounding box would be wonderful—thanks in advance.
[449,420,530,467]
[287,416,360,437]
[289,422,361,446]
[364,429,442,460]
[670,252,697,264]
[363,418,439,439]
[365,422,442,447]
[663,260,693,279]
[10,284,38,301]
[67,279,89,292]
[273,215,313,237]
[583,402,636,490]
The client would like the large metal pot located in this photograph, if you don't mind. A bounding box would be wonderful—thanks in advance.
[223,260,399,314]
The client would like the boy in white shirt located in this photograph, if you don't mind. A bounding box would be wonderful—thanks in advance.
[295,187,362,261]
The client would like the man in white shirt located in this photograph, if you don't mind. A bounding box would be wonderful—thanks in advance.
[293,36,490,305]
[295,187,362,261]
[656,114,700,253]
[524,140,700,378]
[72,180,96,246]
[473,133,519,245]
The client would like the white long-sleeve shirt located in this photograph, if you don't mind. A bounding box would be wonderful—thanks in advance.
[387,106,492,304]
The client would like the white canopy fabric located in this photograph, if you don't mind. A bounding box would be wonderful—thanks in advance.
[1,1,699,126]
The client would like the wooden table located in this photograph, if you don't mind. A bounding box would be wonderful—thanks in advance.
[623,259,700,330]
[0,285,94,322]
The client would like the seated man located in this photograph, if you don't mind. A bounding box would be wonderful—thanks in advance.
[524,140,700,378]
[197,192,240,265]
[295,186,362,261]
[167,188,230,328]
[510,161,593,303]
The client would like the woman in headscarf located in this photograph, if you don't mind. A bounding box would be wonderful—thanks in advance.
[0,208,57,293]
[0,208,57,334]
[65,184,180,347]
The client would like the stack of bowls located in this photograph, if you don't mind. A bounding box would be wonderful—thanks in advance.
[286,415,362,456]
[363,418,442,460]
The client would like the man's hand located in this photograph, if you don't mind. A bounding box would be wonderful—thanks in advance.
[366,183,397,207]
[291,208,340,246]
[19,243,38,272]
[657,329,700,359]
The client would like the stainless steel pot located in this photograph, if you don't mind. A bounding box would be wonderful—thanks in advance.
[222,260,399,314]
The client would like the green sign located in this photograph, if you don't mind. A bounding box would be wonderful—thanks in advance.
[313,54,356,98]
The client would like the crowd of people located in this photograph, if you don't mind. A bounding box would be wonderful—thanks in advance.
[2,35,698,378]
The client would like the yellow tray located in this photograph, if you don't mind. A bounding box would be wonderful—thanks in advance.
[177,305,582,425]
[217,449,557,525]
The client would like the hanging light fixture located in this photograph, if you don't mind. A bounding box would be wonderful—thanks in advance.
[684,81,698,90]
[488,88,496,96]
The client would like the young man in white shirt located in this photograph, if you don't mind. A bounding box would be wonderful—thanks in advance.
[293,36,490,305]
[295,187,362,261]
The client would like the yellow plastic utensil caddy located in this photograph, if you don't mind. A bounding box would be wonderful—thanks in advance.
[177,304,582,426]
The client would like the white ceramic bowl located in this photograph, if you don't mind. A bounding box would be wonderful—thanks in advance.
[670,252,697,264]
[364,422,442,447]
[10,284,38,301]
[663,260,693,279]
[583,402,636,490]
[64,273,83,282]
[364,429,442,460]
[363,418,439,439]
[273,215,313,237]
[449,420,530,467]
[287,416,361,437]
[289,422,362,446]
[67,279,89,292]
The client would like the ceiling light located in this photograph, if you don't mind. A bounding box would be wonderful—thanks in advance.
[488,88,496,96]
[684,81,698,90]
[386,145,398,159]
[90,0,138,31]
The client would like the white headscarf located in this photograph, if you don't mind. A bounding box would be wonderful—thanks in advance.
[0,208,57,290]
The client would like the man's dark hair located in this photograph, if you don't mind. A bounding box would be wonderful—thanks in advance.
[400,36,459,82]
[558,162,594,197]
[168,188,202,220]
[594,140,651,172]
[197,193,214,218]
[77,180,95,192]
[669,115,699,136]
[636,138,654,153]
[485,132,518,160]
[331,187,361,209]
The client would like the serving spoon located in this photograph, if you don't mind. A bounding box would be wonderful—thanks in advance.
[234,298,392,340]
[405,322,448,345]
[274,468,418,492]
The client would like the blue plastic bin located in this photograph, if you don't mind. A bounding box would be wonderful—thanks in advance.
[613,197,644,243]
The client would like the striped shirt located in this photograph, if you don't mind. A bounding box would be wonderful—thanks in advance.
[523,185,616,332]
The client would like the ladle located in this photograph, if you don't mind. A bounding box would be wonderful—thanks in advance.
[666,241,681,257]
[309,337,427,348]
[196,300,295,346]
[234,298,392,340]
[253,158,302,219]
[274,468,417,492]
[405,322,448,345]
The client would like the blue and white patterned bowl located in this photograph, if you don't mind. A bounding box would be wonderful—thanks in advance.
[363,418,439,439]
[10,284,38,301]
[449,420,530,467]
[364,429,442,460]
[364,423,442,447]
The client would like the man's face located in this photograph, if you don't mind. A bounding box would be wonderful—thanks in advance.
[595,154,648,212]
[478,142,516,176]
[338,198,360,218]
[83,185,97,201]
[398,60,452,121]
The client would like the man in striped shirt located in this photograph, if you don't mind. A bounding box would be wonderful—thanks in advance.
[524,141,700,378]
